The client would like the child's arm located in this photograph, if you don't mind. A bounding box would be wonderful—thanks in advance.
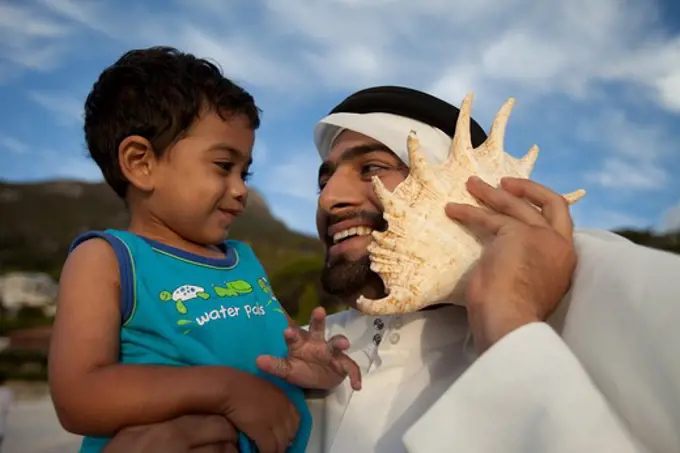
[48,238,295,441]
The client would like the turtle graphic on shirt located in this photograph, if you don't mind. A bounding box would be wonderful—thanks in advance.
[159,285,210,314]
[213,280,253,297]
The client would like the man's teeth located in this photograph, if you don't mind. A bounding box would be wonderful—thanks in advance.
[332,226,373,244]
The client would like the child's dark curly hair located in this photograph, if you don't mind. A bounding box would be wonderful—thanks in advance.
[83,46,261,198]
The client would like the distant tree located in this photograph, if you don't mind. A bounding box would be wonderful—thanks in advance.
[613,229,680,255]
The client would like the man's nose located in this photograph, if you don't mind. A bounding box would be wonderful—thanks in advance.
[318,170,363,213]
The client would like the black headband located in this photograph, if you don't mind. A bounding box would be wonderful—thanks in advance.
[329,85,488,147]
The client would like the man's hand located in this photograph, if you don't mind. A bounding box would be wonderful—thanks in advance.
[101,415,238,453]
[256,307,362,391]
[446,176,578,354]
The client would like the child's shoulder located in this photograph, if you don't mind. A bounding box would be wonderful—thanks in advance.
[68,229,139,258]
[61,231,123,283]
[66,229,137,276]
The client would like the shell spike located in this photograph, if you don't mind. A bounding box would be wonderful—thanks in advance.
[484,97,516,155]
[406,130,433,181]
[518,144,539,177]
[563,189,586,205]
[356,295,392,315]
[371,175,395,211]
[446,92,474,168]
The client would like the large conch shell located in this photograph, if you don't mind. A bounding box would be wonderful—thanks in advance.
[356,93,586,315]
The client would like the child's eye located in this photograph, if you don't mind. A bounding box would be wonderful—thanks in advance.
[215,162,233,172]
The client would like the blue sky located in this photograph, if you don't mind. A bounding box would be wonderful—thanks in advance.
[1,0,679,236]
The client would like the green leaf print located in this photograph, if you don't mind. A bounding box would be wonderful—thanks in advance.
[159,291,172,301]
[175,300,188,314]
[258,278,271,294]
[197,291,210,300]
[177,319,193,326]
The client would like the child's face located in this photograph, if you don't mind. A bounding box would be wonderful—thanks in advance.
[149,111,255,245]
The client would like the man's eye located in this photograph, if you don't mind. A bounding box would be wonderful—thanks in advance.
[361,164,386,176]
[317,179,328,194]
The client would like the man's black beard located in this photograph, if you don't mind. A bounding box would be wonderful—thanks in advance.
[320,209,387,298]
[321,254,373,297]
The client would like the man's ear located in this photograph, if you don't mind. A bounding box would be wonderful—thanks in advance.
[118,135,158,193]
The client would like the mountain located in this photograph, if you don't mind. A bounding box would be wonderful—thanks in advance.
[0,180,331,320]
[1,180,678,320]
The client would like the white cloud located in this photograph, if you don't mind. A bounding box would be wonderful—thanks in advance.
[40,150,103,182]
[302,46,387,90]
[576,109,672,160]
[28,91,83,125]
[0,137,29,155]
[584,158,668,191]
[658,202,680,234]
[575,108,677,193]
[572,204,651,231]
[8,0,680,111]
[259,150,321,202]
[0,3,72,78]
[168,26,299,88]
[37,0,114,36]
[253,140,269,166]
[4,0,679,235]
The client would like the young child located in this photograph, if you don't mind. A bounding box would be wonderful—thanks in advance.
[48,46,361,453]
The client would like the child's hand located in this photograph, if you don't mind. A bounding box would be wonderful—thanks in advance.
[220,370,300,452]
[256,307,362,391]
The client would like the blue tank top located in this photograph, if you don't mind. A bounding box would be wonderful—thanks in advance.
[71,229,311,453]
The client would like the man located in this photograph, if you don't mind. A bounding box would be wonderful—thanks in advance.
[103,86,680,452]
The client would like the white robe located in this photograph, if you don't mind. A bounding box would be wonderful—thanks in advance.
[304,229,680,453]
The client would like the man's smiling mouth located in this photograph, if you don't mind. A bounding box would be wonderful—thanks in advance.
[332,226,373,244]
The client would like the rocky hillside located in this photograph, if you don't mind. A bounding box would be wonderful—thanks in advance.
[0,180,330,320]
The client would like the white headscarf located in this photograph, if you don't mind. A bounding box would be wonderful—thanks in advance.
[313,112,454,167]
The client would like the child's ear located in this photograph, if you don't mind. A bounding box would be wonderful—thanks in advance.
[118,136,157,193]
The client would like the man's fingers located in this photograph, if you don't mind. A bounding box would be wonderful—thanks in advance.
[467,176,547,227]
[308,306,327,342]
[445,202,504,236]
[173,415,237,448]
[255,355,292,379]
[500,178,574,239]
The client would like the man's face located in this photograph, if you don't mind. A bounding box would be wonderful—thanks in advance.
[316,130,409,303]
